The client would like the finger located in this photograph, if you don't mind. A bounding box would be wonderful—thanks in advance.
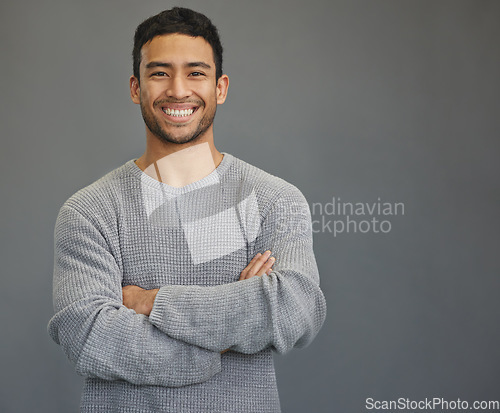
[256,256,275,276]
[239,254,258,280]
[245,250,271,279]
[245,251,270,279]
[239,253,262,280]
[267,260,275,274]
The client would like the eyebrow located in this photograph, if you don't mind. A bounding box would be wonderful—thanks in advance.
[145,61,212,70]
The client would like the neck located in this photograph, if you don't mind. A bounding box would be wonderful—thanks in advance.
[135,130,223,188]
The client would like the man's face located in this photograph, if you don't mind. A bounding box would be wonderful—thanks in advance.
[130,34,228,145]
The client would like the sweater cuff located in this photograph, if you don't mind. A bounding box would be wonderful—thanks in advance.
[149,285,174,331]
[150,285,197,337]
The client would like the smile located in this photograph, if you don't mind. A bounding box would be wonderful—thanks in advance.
[162,108,196,117]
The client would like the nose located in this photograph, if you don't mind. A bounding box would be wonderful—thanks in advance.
[166,76,191,99]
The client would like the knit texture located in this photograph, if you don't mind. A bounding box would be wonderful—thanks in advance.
[48,153,326,412]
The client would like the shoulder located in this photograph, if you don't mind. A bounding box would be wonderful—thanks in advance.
[225,154,309,215]
[60,160,136,221]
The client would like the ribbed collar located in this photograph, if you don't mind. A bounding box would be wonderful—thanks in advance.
[125,152,234,195]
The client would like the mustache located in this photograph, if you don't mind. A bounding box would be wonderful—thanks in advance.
[154,99,203,107]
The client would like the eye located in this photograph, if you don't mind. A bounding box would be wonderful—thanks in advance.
[189,71,205,77]
[152,72,167,77]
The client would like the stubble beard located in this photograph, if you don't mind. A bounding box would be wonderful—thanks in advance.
[140,99,217,145]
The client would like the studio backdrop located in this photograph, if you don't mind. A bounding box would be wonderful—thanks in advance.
[1,1,499,412]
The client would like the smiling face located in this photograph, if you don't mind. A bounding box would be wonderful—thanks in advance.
[130,34,228,145]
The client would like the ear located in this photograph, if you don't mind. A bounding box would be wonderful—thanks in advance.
[216,74,229,104]
[129,76,141,104]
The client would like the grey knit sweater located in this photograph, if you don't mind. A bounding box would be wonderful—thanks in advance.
[48,153,326,412]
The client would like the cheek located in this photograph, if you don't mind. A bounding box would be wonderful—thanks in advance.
[140,84,161,103]
[196,84,216,100]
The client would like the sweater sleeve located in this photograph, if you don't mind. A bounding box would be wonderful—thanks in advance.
[47,205,221,387]
[149,186,327,354]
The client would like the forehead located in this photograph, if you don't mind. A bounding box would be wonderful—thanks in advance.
[140,33,215,68]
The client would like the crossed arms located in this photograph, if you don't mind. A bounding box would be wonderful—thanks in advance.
[123,251,276,355]
[122,250,275,317]
[48,187,326,387]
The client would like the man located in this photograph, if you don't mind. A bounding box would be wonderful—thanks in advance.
[48,7,326,413]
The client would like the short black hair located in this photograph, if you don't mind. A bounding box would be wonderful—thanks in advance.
[133,7,223,83]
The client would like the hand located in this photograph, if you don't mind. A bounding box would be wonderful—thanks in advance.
[122,285,159,316]
[239,250,275,281]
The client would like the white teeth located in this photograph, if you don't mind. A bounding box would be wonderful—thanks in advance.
[163,108,194,117]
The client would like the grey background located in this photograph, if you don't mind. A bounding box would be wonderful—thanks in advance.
[1,0,499,412]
